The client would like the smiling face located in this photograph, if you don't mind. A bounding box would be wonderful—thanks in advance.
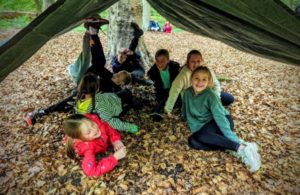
[155,55,169,71]
[187,54,203,72]
[191,71,210,95]
[80,119,101,141]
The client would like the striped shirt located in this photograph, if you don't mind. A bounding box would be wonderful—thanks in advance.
[76,93,133,132]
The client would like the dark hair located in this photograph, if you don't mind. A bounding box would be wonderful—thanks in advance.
[77,73,99,112]
[185,49,203,65]
[155,49,169,60]
[63,114,90,159]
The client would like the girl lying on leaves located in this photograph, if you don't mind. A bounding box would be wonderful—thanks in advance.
[182,66,261,172]
[63,114,126,176]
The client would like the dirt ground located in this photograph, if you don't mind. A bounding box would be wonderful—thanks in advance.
[0,31,299,194]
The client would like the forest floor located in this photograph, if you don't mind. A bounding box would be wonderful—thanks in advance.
[0,31,299,194]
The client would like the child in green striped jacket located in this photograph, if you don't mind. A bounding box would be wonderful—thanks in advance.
[75,73,138,134]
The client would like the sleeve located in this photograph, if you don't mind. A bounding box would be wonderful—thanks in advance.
[147,65,155,80]
[181,91,187,121]
[81,150,118,177]
[103,122,122,144]
[210,69,221,97]
[98,107,133,132]
[209,93,240,143]
[111,57,123,73]
[164,72,185,114]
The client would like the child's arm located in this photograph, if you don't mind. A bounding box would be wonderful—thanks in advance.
[81,149,118,177]
[181,92,187,121]
[210,70,221,97]
[209,94,240,143]
[102,121,122,144]
[100,112,137,133]
[164,72,185,114]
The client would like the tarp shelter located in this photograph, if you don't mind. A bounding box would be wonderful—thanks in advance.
[0,0,300,82]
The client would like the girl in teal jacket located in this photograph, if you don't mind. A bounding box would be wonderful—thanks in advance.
[182,66,261,173]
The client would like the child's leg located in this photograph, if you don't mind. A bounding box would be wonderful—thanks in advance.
[115,88,133,106]
[68,33,91,85]
[25,91,77,125]
[192,118,240,151]
[153,89,169,113]
[86,34,106,76]
[128,22,143,52]
[220,91,235,106]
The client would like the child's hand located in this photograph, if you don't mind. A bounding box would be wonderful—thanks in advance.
[112,140,125,151]
[129,124,138,134]
[113,147,126,160]
[89,39,95,47]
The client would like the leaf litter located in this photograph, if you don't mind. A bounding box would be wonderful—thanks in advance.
[0,31,299,194]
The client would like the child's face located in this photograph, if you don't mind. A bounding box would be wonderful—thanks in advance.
[80,120,101,141]
[188,54,203,71]
[155,55,169,70]
[191,71,210,95]
[117,53,127,64]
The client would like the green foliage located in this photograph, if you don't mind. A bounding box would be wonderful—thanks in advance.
[0,0,36,11]
[0,16,30,29]
[280,0,300,10]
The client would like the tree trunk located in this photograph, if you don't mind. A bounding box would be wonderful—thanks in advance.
[107,0,153,69]
[142,0,150,31]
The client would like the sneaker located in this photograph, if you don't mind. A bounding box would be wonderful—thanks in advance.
[149,112,163,122]
[131,22,144,38]
[84,15,109,30]
[237,143,261,172]
[24,112,37,126]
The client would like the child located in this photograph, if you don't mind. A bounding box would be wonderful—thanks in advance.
[163,21,172,33]
[24,16,132,126]
[164,49,234,117]
[112,23,153,86]
[182,66,261,172]
[63,114,126,177]
[76,73,138,134]
[147,49,180,120]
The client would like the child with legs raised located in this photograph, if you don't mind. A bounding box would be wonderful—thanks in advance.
[182,66,261,172]
[63,114,126,177]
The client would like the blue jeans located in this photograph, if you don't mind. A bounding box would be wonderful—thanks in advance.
[221,91,234,106]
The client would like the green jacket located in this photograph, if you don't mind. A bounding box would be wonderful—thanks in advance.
[76,93,134,132]
[182,87,240,143]
[164,65,221,114]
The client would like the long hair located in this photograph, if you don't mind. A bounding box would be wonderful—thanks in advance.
[63,114,89,159]
[77,73,99,113]
[185,49,203,66]
[191,66,215,89]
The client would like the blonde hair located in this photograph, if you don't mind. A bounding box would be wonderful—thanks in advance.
[118,70,132,85]
[63,114,89,159]
[191,66,215,89]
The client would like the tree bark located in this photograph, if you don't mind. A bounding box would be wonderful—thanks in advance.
[107,0,153,69]
[142,0,150,31]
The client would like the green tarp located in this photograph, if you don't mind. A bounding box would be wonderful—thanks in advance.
[0,0,299,82]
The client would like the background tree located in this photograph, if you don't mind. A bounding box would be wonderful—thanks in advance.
[142,0,150,31]
[107,0,153,69]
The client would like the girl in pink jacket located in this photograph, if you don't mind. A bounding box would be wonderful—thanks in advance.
[63,113,126,177]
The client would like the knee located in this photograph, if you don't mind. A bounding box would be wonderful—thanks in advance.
[221,92,235,106]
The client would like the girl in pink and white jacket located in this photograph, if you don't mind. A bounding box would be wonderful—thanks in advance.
[63,113,126,177]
